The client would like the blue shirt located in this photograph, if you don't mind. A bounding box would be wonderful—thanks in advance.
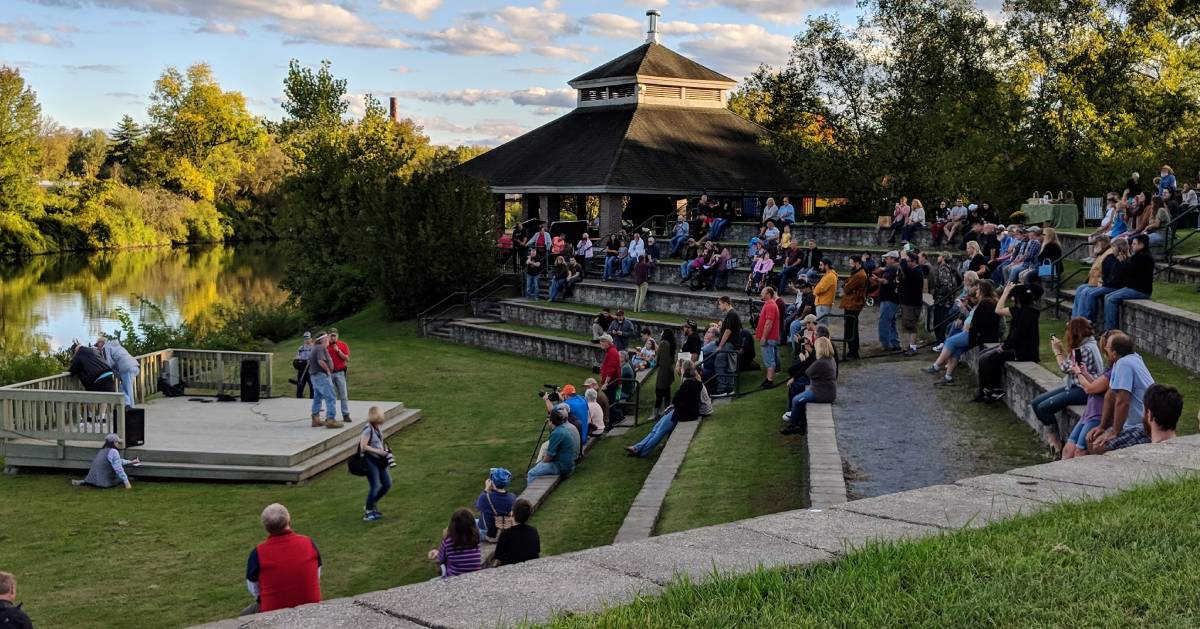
[475,489,516,534]
[546,424,577,477]
[779,203,795,221]
[564,395,590,445]
[1109,353,1155,429]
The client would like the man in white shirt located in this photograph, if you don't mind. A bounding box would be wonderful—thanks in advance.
[622,233,645,276]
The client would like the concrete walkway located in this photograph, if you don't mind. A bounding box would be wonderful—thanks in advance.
[613,418,703,543]
[806,404,847,507]
[194,437,1199,629]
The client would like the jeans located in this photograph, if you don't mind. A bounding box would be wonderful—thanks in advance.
[679,262,692,279]
[991,263,1010,285]
[777,265,801,294]
[364,457,392,511]
[815,305,831,321]
[310,372,336,418]
[1075,285,1115,322]
[526,461,562,484]
[524,273,540,299]
[787,390,815,430]
[548,278,565,302]
[1103,288,1149,331]
[1148,231,1165,247]
[1007,264,1029,284]
[1068,418,1102,450]
[708,219,727,240]
[621,256,636,276]
[878,301,899,349]
[844,310,861,358]
[716,342,737,394]
[118,368,139,408]
[669,234,687,256]
[944,331,971,360]
[603,256,618,280]
[630,410,676,457]
[1031,385,1087,430]
[332,371,350,416]
[901,222,924,242]
[634,282,649,312]
[761,340,779,370]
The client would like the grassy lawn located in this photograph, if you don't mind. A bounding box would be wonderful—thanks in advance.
[541,476,1200,628]
[1037,319,1200,436]
[656,385,809,534]
[0,306,651,629]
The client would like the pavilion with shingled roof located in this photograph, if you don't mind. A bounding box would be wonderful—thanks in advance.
[458,10,803,236]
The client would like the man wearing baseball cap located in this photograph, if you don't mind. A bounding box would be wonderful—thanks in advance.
[527,405,578,484]
[290,332,314,398]
[72,433,140,489]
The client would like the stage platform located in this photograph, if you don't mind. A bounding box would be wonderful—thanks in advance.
[0,397,421,483]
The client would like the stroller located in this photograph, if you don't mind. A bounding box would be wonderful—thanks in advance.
[689,260,719,291]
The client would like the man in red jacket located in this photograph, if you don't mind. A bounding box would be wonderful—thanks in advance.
[243,503,322,616]
[756,287,782,388]
[598,334,621,406]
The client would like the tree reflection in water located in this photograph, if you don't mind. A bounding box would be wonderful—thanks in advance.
[0,243,287,354]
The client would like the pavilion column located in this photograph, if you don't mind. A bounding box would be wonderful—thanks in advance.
[492,194,505,237]
[599,194,622,236]
[538,194,550,223]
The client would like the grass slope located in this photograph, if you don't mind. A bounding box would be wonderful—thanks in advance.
[0,307,645,629]
[541,476,1200,628]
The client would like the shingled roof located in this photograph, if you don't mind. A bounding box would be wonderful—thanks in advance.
[457,104,799,195]
[571,42,734,84]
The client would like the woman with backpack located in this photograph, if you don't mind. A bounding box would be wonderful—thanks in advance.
[474,468,515,543]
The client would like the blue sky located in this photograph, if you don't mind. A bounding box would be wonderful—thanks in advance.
[1,0,877,146]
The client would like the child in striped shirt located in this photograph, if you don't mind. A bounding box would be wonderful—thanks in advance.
[427,508,482,578]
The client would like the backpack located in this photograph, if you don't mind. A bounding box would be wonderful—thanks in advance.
[485,492,515,535]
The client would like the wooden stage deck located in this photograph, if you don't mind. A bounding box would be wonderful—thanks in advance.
[0,397,420,483]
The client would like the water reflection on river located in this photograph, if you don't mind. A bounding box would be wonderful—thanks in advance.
[0,243,288,353]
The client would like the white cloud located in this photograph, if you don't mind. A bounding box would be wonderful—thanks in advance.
[582,13,642,39]
[667,21,791,77]
[30,0,409,49]
[507,66,560,75]
[684,0,849,24]
[0,20,73,46]
[378,0,442,20]
[391,66,412,74]
[416,115,527,146]
[532,106,559,116]
[509,87,574,108]
[416,23,521,56]
[491,5,579,42]
[196,21,246,35]
[105,91,142,101]
[531,45,590,62]
[341,93,367,118]
[64,63,121,72]
[397,87,574,109]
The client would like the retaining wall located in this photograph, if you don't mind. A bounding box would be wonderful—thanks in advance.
[570,282,758,320]
[447,322,602,369]
[1054,290,1200,377]
[498,301,682,339]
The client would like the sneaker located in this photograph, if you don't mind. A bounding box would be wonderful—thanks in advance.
[363,512,381,522]
[342,414,352,423]
[371,510,383,518]
[932,343,944,352]
[903,349,917,356]
[922,365,943,374]
[936,375,954,385]
[781,412,792,422]
[71,479,86,487]
[760,380,776,389]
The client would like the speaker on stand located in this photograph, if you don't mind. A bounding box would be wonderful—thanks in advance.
[240,360,261,403]
[125,408,145,447]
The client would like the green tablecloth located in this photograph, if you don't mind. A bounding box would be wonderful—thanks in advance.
[1019,203,1078,228]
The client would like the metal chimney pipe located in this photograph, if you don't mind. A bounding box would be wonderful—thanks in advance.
[645,9,661,44]
[389,96,398,122]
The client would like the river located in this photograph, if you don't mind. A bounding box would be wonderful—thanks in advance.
[0,243,288,354]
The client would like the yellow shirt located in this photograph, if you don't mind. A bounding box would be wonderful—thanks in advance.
[814,270,838,306]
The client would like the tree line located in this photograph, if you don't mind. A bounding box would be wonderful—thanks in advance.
[0,61,495,320]
[730,0,1200,217]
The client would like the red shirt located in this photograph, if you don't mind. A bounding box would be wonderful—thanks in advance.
[755,300,780,342]
[328,340,349,372]
[599,345,621,386]
[253,532,321,612]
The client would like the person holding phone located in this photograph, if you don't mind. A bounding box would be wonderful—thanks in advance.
[72,433,140,489]
[1030,318,1105,458]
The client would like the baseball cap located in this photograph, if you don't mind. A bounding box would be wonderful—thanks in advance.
[801,314,818,324]
[1027,226,1042,234]
[561,384,577,396]
[489,467,512,489]
[884,250,900,259]
[302,331,311,339]
[583,377,598,387]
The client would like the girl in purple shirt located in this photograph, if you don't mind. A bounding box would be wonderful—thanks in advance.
[427,508,482,578]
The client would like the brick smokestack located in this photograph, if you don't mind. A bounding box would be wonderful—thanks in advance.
[389,96,398,123]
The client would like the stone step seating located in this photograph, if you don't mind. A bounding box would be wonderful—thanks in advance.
[194,436,1200,628]
[614,416,704,543]
[570,280,758,321]
[2,406,423,483]
[1048,288,1200,377]
[498,300,686,340]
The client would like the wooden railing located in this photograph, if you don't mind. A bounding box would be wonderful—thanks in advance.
[0,348,273,447]
[0,388,126,444]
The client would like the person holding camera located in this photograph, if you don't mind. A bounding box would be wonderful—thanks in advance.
[975,281,1041,403]
[359,407,394,522]
[527,405,578,484]
[474,468,516,543]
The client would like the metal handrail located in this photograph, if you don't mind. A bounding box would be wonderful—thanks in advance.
[1161,205,1199,276]
[416,291,468,337]
[1051,267,1089,318]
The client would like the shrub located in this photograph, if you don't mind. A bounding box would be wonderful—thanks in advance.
[0,351,70,387]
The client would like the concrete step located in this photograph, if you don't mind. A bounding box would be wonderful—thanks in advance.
[498,300,686,340]
[570,280,759,321]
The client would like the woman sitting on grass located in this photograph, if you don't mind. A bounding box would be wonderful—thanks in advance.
[73,433,139,489]
[427,508,482,578]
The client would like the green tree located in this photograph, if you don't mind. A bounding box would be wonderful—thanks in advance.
[0,66,43,215]
[105,114,144,182]
[35,116,73,181]
[280,59,347,133]
[66,128,110,179]
[144,63,267,201]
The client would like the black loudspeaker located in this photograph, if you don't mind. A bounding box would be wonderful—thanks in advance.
[240,360,261,403]
[125,408,145,447]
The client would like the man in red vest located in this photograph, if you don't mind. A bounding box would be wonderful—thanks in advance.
[242,503,322,616]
